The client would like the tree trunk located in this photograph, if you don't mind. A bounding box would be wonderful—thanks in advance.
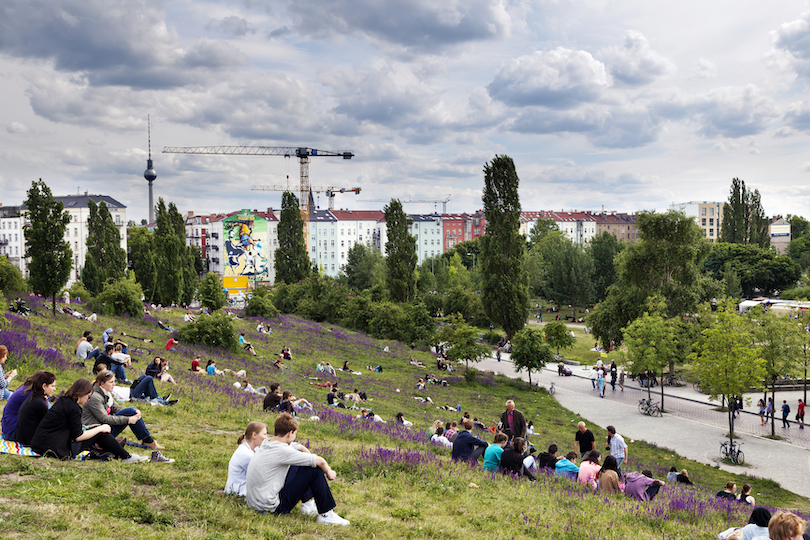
[728,395,734,449]
[771,381,776,437]
[660,369,665,412]
[52,294,57,317]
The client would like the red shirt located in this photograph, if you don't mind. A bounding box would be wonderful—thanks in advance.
[799,402,805,415]
[166,338,178,350]
[191,359,200,371]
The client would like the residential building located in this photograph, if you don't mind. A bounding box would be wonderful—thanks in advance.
[669,201,725,241]
[408,214,443,265]
[310,208,339,276]
[0,206,25,276]
[769,216,791,255]
[593,212,638,243]
[207,209,278,285]
[330,209,384,272]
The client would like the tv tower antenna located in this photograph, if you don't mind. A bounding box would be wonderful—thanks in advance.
[143,115,157,224]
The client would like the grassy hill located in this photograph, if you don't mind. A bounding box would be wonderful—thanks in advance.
[1,298,808,540]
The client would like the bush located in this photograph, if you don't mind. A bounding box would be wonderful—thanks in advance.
[198,272,226,312]
[780,285,810,300]
[65,281,93,302]
[245,294,279,318]
[0,257,25,293]
[91,277,144,317]
[482,330,502,345]
[177,311,238,351]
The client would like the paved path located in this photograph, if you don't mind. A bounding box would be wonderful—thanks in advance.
[474,351,810,500]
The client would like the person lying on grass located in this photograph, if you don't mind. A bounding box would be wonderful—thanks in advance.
[81,370,168,452]
[225,421,268,497]
[245,413,350,526]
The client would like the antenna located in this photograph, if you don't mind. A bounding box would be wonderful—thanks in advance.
[143,115,157,223]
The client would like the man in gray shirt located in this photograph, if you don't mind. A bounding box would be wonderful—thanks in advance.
[245,413,349,526]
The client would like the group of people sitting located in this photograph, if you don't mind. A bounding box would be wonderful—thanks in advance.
[717,506,809,540]
[1,368,173,463]
[262,383,314,415]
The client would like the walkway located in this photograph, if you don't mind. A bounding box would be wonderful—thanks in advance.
[475,352,810,499]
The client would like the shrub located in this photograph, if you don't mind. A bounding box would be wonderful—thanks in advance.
[482,330,502,345]
[0,257,25,293]
[177,311,238,351]
[91,276,144,317]
[780,285,810,300]
[198,272,226,312]
[245,294,279,318]
[65,281,93,302]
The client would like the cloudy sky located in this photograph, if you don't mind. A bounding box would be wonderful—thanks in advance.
[3,0,810,223]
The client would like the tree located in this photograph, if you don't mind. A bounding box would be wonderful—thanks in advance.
[152,199,194,306]
[794,311,810,405]
[480,155,529,339]
[528,217,559,247]
[82,199,126,294]
[691,303,766,448]
[0,256,25,293]
[91,275,144,317]
[384,199,417,303]
[543,321,575,356]
[128,227,158,302]
[787,214,810,240]
[24,179,72,313]
[588,210,719,348]
[722,262,742,300]
[435,313,491,371]
[275,191,310,285]
[198,272,226,312]
[344,242,384,291]
[588,231,623,302]
[705,243,801,297]
[177,311,238,351]
[511,326,554,386]
[720,177,769,248]
[543,236,593,318]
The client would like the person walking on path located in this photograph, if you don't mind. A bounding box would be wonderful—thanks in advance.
[606,425,628,479]
[499,400,527,440]
[574,421,595,457]
[766,398,774,424]
[797,399,805,429]
[618,371,625,392]
[597,372,606,398]
[758,398,766,426]
[781,400,791,429]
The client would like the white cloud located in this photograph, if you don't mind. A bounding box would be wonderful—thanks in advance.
[601,31,675,86]
[488,47,608,109]
[6,122,28,134]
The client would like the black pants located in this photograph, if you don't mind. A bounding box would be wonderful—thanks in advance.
[646,485,660,501]
[274,466,336,515]
[77,432,129,459]
[782,414,790,428]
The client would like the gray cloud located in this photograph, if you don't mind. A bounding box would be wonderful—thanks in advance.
[279,0,511,54]
[487,47,607,109]
[601,31,675,86]
[783,101,810,131]
[773,10,810,77]
[0,0,247,89]
[208,16,253,37]
[268,26,293,39]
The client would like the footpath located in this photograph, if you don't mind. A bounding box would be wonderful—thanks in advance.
[474,351,810,500]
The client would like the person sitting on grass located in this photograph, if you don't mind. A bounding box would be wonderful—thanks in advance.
[716,481,737,501]
[597,455,622,493]
[416,378,426,390]
[676,469,693,486]
[207,359,225,376]
[451,418,489,462]
[444,421,458,441]
[13,371,57,446]
[281,347,292,361]
[760,512,807,540]
[395,412,413,428]
[577,450,601,489]
[184,312,196,322]
[165,338,179,351]
[263,383,282,411]
[146,357,176,385]
[341,361,351,372]
[737,483,755,505]
[536,444,559,471]
[129,374,177,406]
[225,421,268,497]
[735,507,771,540]
[2,370,51,441]
[245,413,350,526]
[501,437,536,480]
[483,432,508,472]
[239,333,257,356]
[191,355,204,373]
[288,393,314,414]
[256,322,271,334]
[555,452,580,479]
[430,427,453,448]
[273,356,286,370]
[81,371,172,460]
[624,469,665,502]
[29,378,148,462]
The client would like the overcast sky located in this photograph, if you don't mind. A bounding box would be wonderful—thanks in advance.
[2,0,810,223]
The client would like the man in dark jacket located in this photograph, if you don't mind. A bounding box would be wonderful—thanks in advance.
[451,418,489,461]
[536,444,559,470]
[499,400,527,440]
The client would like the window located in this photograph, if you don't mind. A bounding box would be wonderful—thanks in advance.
[341,240,344,247]
[331,240,335,247]
[331,264,335,271]
[709,228,714,237]
[341,229,344,235]
[331,253,334,259]
[709,218,714,226]
[701,208,706,216]
[15,234,18,242]
[701,218,706,226]
[74,228,78,237]
[341,252,344,259]
[424,239,427,245]
[709,208,714,216]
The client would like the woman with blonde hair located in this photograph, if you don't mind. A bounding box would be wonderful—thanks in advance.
[225,421,268,496]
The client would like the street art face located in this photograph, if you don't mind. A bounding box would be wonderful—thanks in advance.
[223,212,268,279]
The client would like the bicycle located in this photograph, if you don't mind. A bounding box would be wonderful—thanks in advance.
[692,380,703,393]
[129,346,152,358]
[548,381,556,396]
[638,398,662,417]
[719,440,744,465]
[663,373,686,387]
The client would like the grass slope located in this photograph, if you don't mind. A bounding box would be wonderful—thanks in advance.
[0,299,808,540]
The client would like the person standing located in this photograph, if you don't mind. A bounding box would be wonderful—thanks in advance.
[797,399,805,429]
[605,425,628,479]
[766,397,774,423]
[781,400,791,428]
[499,400,527,440]
[574,421,595,457]
[597,371,606,398]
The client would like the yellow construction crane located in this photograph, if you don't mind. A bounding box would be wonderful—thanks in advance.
[251,185,361,210]
[359,195,451,213]
[162,146,354,249]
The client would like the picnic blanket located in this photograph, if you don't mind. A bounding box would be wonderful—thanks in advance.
[0,438,89,460]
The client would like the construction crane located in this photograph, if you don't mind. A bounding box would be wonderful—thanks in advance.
[162,146,354,249]
[251,185,361,210]
[359,195,451,214]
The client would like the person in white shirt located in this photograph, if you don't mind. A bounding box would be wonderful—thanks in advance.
[245,413,349,526]
[225,421,267,496]
[430,427,453,448]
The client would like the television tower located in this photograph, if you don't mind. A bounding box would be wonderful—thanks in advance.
[143,115,157,224]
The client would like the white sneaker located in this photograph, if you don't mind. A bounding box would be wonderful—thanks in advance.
[316,510,350,526]
[300,499,318,516]
[121,453,148,463]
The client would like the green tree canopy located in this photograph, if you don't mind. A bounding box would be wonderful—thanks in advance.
[436,313,491,371]
[128,226,157,302]
[24,179,72,313]
[705,242,801,296]
[720,177,769,248]
[588,231,623,302]
[91,275,144,317]
[528,217,559,248]
[198,272,226,312]
[511,326,554,385]
[82,199,126,294]
[383,199,417,303]
[275,191,310,285]
[543,321,575,356]
[0,256,25,293]
[480,155,529,339]
[344,242,384,292]
[543,236,593,318]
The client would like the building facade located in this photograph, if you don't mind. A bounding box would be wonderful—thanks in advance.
[670,201,725,241]
[769,217,791,254]
[0,206,25,276]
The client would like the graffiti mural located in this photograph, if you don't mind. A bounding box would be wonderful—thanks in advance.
[223,211,268,280]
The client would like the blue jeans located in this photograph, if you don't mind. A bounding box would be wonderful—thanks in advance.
[110,363,127,381]
[1,388,11,400]
[130,376,158,400]
[615,456,624,478]
[87,348,101,360]
[109,407,152,441]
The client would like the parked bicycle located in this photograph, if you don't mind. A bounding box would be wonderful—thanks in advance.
[719,440,744,465]
[638,398,662,417]
[692,380,703,393]
[663,373,686,387]
[129,345,152,358]
[548,381,556,396]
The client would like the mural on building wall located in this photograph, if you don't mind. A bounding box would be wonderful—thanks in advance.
[223,211,268,280]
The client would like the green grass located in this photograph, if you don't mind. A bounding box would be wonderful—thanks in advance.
[0,301,808,540]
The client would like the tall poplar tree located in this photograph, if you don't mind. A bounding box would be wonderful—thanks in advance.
[128,226,157,302]
[275,191,310,284]
[480,155,529,339]
[24,179,72,313]
[720,177,769,248]
[153,199,197,306]
[82,199,126,294]
[383,199,417,302]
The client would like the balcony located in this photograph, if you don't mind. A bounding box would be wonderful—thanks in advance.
[210,257,220,263]
[0,238,8,245]
[211,232,219,239]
